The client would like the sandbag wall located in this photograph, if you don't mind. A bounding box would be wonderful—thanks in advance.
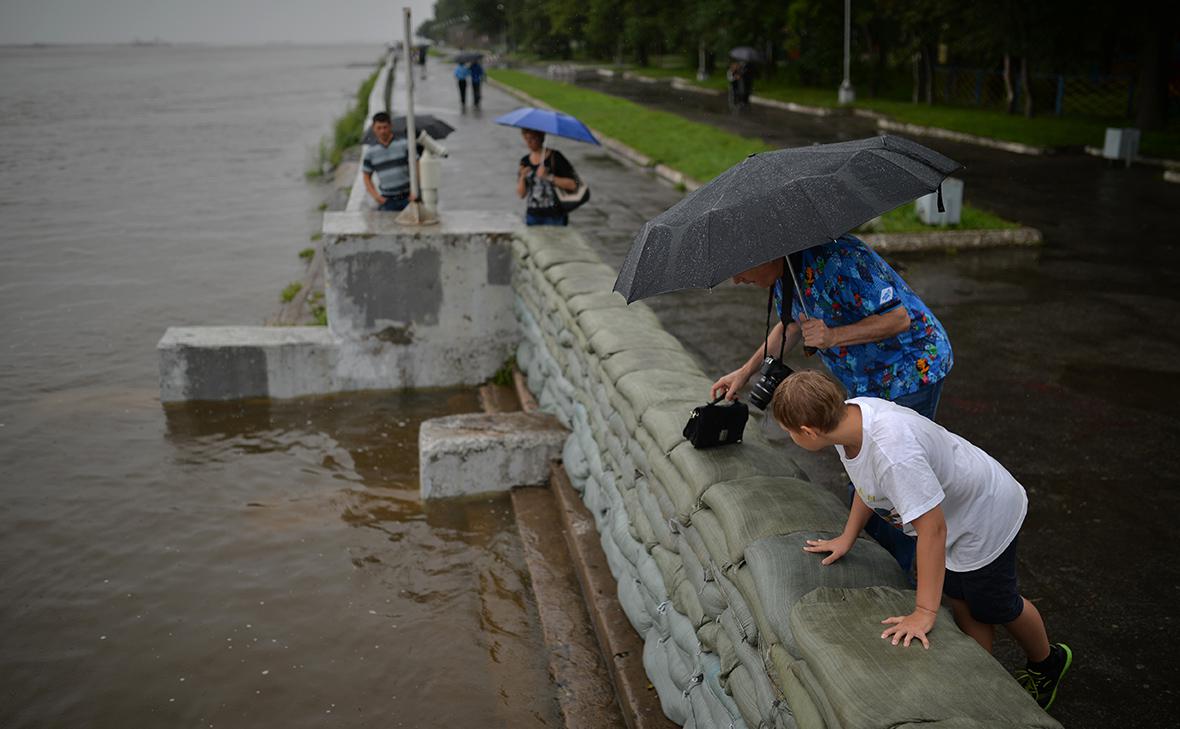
[510,228,1061,729]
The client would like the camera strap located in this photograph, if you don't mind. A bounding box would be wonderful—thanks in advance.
[762,276,790,362]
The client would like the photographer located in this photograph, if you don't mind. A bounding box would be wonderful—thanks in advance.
[711,234,953,574]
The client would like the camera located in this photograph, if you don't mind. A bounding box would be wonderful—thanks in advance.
[748,356,793,410]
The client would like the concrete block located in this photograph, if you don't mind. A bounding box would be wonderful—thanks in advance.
[322,210,523,389]
[158,326,338,402]
[419,412,567,499]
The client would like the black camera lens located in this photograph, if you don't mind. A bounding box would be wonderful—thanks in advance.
[748,356,793,410]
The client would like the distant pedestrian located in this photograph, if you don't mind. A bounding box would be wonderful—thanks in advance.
[361,112,418,212]
[740,62,754,104]
[468,61,485,108]
[454,62,470,106]
[516,129,579,226]
[726,61,742,110]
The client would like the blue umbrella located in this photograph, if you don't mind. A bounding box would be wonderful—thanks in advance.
[493,107,600,145]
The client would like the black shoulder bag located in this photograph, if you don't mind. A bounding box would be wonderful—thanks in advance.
[683,397,749,449]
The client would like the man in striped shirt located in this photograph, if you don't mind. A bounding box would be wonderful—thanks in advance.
[362,112,419,212]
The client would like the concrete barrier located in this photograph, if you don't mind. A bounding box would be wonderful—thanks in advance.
[419,411,566,499]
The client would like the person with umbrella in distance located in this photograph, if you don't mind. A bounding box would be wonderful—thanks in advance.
[496,107,599,227]
[453,60,470,106]
[361,111,419,212]
[614,135,960,576]
[469,59,485,108]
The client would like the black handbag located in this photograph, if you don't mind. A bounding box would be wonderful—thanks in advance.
[682,397,749,449]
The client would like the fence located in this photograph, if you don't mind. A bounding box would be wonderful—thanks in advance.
[932,65,1136,118]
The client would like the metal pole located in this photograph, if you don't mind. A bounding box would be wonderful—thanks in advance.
[838,0,855,105]
[403,7,419,200]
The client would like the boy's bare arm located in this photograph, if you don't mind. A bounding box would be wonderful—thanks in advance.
[803,496,873,564]
[881,505,948,649]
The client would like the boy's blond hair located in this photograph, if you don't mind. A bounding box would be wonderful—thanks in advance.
[771,370,847,433]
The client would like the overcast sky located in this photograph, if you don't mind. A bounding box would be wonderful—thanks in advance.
[0,0,439,44]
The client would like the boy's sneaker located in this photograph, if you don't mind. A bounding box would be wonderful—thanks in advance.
[1016,643,1073,711]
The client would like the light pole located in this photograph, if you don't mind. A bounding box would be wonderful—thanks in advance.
[838,0,855,105]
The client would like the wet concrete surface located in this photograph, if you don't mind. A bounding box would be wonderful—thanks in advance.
[440,61,1179,724]
[560,74,1180,726]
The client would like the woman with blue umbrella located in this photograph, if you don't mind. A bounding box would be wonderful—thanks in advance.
[495,107,598,226]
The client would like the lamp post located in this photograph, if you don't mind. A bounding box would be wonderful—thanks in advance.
[838,0,855,105]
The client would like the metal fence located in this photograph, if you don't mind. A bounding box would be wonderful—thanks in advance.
[932,66,1136,118]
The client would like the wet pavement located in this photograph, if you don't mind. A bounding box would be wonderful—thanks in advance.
[487,70,1179,725]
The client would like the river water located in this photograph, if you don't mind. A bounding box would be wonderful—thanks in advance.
[0,45,558,728]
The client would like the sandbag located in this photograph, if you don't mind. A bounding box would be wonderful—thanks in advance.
[556,273,618,299]
[562,434,590,483]
[543,260,618,286]
[577,306,663,337]
[618,574,655,635]
[715,568,759,646]
[531,244,604,270]
[672,573,709,628]
[638,478,677,553]
[725,665,763,729]
[565,290,633,316]
[644,628,690,725]
[640,398,704,453]
[667,441,807,520]
[766,646,833,729]
[700,476,849,566]
[616,370,716,427]
[732,565,778,656]
[679,534,728,618]
[589,325,686,359]
[667,601,703,660]
[790,587,1062,729]
[651,545,687,596]
[699,651,748,729]
[689,509,731,571]
[601,348,702,384]
[745,532,908,655]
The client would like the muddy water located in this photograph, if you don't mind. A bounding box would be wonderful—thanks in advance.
[0,46,558,728]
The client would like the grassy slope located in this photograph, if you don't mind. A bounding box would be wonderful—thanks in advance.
[616,63,1179,159]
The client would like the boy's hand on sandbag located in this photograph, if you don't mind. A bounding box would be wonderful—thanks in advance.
[880,610,936,649]
[803,535,853,565]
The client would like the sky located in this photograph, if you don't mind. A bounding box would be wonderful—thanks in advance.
[0,0,439,45]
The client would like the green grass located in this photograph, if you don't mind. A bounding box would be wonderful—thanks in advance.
[494,68,1020,230]
[864,204,1019,234]
[603,64,1180,159]
[490,69,769,181]
[280,281,303,303]
[309,232,323,242]
[298,247,315,261]
[491,356,517,387]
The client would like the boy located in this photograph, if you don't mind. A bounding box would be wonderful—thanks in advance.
[770,369,1072,710]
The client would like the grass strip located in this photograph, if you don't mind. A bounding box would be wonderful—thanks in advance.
[611,64,1178,159]
[493,68,1019,233]
[490,69,770,182]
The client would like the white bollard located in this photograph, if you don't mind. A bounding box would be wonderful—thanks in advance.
[915,177,964,226]
[1103,127,1140,166]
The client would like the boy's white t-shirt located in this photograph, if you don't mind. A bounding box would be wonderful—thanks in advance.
[836,397,1027,572]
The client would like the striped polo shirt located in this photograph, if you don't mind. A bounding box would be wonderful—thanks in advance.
[362,137,411,198]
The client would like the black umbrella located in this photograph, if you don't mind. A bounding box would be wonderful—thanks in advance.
[453,52,483,64]
[362,115,455,145]
[729,46,761,63]
[613,135,962,303]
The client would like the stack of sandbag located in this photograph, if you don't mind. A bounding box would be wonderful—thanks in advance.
[510,227,1061,729]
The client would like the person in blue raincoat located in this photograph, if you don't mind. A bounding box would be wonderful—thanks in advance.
[468,60,485,108]
[711,234,954,576]
[454,61,470,106]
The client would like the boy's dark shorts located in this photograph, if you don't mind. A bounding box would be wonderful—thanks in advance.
[942,536,1023,624]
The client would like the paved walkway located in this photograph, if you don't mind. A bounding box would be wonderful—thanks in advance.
[414,58,1180,726]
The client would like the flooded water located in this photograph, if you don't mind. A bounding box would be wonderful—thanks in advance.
[0,46,558,728]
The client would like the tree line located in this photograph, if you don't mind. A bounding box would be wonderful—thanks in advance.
[419,0,1176,129]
